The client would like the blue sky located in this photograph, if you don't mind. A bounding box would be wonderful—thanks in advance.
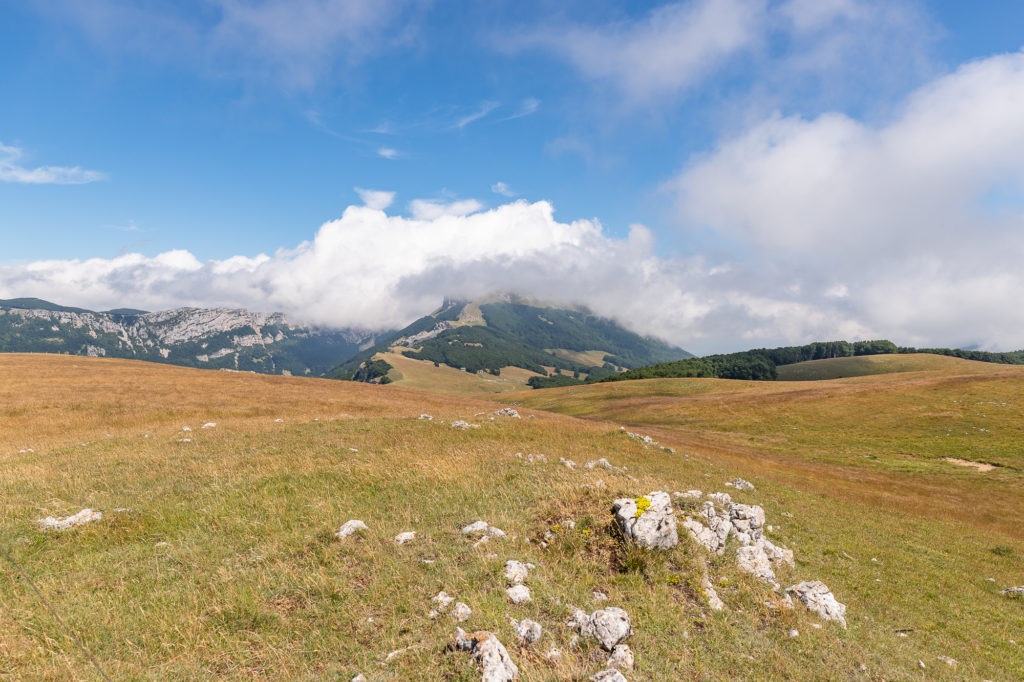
[2,1,1024,353]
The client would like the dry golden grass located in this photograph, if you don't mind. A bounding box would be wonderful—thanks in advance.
[776,353,1001,381]
[374,351,539,396]
[501,357,1024,540]
[2,353,1022,680]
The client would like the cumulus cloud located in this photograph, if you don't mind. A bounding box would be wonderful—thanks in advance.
[408,198,484,220]
[668,50,1024,350]
[0,142,107,184]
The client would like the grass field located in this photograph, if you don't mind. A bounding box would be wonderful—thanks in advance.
[2,354,1022,680]
[376,351,541,395]
[775,353,996,381]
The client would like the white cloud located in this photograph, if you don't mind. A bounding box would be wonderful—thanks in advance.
[0,142,107,184]
[497,98,540,122]
[377,147,399,159]
[510,0,766,101]
[43,0,420,90]
[408,198,483,220]
[667,49,1024,350]
[456,101,499,129]
[355,187,395,210]
[491,182,516,197]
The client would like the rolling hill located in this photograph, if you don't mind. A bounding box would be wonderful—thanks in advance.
[1,354,1020,679]
[331,296,692,392]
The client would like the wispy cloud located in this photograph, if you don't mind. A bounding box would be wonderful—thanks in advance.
[0,142,107,185]
[456,101,499,129]
[109,220,141,232]
[491,182,516,197]
[496,97,540,122]
[377,147,400,159]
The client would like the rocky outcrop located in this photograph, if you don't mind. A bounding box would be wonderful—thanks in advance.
[612,492,679,550]
[38,509,102,530]
[452,629,519,682]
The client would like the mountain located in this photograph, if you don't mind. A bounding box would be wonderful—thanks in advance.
[0,299,380,376]
[330,295,692,390]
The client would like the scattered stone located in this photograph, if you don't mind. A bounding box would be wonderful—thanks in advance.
[395,531,416,545]
[788,629,799,638]
[737,544,777,586]
[201,422,216,429]
[419,414,433,420]
[38,509,102,530]
[702,574,725,611]
[586,458,615,470]
[918,660,926,670]
[674,490,702,500]
[725,478,755,491]
[591,669,628,682]
[786,581,847,628]
[453,602,472,622]
[352,675,366,682]
[274,418,284,422]
[493,408,521,418]
[505,560,530,584]
[382,646,413,664]
[178,438,192,443]
[433,591,455,609]
[516,452,547,464]
[336,519,368,539]
[507,585,532,604]
[545,647,563,663]
[451,420,481,430]
[560,457,577,469]
[612,491,679,550]
[607,644,634,671]
[707,492,732,506]
[463,520,490,534]
[590,607,632,651]
[592,591,609,603]
[1000,586,1024,597]
[181,426,191,432]
[452,628,519,682]
[512,618,542,644]
[567,608,595,638]
[937,655,957,668]
[626,431,658,446]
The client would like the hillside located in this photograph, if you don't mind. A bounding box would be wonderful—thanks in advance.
[775,353,995,381]
[332,296,691,391]
[1,354,1021,679]
[0,299,379,376]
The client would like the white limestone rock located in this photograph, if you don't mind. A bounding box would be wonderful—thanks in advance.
[736,544,777,586]
[512,618,542,645]
[463,520,490,535]
[336,519,368,539]
[452,602,472,622]
[493,408,521,418]
[545,647,563,663]
[786,581,847,628]
[707,492,732,506]
[674,490,702,500]
[591,669,628,682]
[507,585,532,604]
[591,607,632,651]
[451,420,480,430]
[452,628,519,682]
[702,574,725,611]
[560,457,577,469]
[567,607,595,638]
[607,644,634,671]
[725,478,755,491]
[418,414,433,420]
[504,560,530,585]
[394,531,416,545]
[38,509,102,530]
[612,491,678,550]
[1000,586,1024,597]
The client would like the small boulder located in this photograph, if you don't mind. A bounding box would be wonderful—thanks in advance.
[736,544,777,586]
[591,670,628,682]
[560,457,577,469]
[452,602,472,622]
[336,519,368,539]
[612,492,678,550]
[725,478,754,491]
[1000,586,1024,598]
[512,618,542,645]
[507,585,532,604]
[504,560,530,584]
[463,520,490,535]
[607,643,634,671]
[452,628,519,682]
[493,408,521,418]
[395,531,416,545]
[566,608,595,638]
[591,607,632,651]
[786,581,847,628]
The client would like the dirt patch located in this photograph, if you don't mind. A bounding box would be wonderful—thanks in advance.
[942,457,996,472]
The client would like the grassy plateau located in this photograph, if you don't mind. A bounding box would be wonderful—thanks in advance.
[1,353,1022,680]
